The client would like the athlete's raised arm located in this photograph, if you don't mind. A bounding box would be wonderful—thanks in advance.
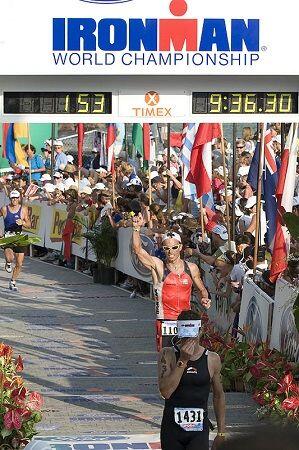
[132,213,160,271]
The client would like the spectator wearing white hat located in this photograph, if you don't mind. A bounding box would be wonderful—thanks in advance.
[53,172,63,185]
[40,173,52,186]
[53,140,68,172]
[66,154,74,164]
[237,196,267,244]
[90,147,101,170]
[272,134,282,158]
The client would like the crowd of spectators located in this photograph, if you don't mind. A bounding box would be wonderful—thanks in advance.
[0,124,298,317]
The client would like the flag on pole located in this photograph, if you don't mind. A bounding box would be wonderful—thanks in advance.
[132,123,143,157]
[2,123,28,167]
[270,123,298,282]
[181,123,198,200]
[247,141,260,191]
[143,123,151,161]
[77,123,84,168]
[263,127,280,250]
[107,123,116,174]
[186,123,221,198]
[132,123,155,165]
[170,132,183,148]
[247,126,279,250]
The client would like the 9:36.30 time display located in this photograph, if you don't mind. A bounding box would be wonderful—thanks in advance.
[192,92,298,114]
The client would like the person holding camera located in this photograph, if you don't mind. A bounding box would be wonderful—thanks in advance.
[158,309,226,450]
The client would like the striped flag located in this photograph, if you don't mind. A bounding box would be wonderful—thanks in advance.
[77,123,84,168]
[263,127,280,250]
[2,123,28,167]
[181,123,198,200]
[270,123,298,282]
[132,123,156,162]
[186,123,221,198]
[106,123,116,174]
[24,183,39,198]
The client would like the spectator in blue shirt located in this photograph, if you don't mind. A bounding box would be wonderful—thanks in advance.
[41,147,52,171]
[24,144,45,182]
[53,140,68,172]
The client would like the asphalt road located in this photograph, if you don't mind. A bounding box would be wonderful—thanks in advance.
[0,254,258,444]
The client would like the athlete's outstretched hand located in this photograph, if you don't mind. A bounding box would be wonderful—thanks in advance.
[179,338,197,363]
[132,213,144,230]
[200,297,211,309]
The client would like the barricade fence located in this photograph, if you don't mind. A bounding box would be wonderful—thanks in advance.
[24,201,299,362]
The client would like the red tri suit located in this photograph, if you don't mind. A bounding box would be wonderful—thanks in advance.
[154,261,193,351]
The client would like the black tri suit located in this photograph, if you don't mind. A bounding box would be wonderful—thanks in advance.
[160,348,211,450]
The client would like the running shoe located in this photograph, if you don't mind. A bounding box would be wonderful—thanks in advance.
[9,280,18,292]
[5,262,12,273]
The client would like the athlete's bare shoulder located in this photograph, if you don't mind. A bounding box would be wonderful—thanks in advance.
[207,351,221,367]
[186,261,200,274]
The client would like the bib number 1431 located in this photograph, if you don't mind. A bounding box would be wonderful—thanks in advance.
[174,408,204,432]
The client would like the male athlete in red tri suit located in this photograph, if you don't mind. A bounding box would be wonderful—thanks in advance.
[132,214,210,351]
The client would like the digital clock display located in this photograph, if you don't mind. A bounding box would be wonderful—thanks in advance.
[4,92,112,114]
[192,92,298,114]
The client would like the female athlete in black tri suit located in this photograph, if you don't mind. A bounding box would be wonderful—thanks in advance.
[158,310,226,450]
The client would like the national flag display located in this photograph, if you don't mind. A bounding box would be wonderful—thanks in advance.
[186,123,221,198]
[77,123,84,168]
[106,123,116,174]
[270,123,299,282]
[247,126,279,250]
[181,123,198,200]
[2,123,29,168]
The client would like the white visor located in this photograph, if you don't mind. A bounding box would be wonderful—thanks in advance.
[162,231,182,243]
[10,190,20,199]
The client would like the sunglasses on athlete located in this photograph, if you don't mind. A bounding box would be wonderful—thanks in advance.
[163,244,181,251]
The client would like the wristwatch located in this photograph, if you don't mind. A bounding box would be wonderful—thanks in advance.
[217,433,226,438]
[177,360,187,368]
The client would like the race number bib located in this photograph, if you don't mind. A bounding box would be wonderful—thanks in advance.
[161,320,178,336]
[174,408,204,432]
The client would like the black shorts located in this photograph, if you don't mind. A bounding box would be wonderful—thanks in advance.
[4,245,28,254]
[161,408,209,450]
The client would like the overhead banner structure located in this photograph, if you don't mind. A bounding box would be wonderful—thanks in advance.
[0,0,298,76]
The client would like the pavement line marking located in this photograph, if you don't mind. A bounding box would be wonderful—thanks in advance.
[32,376,157,379]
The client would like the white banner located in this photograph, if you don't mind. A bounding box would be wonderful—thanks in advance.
[0,0,298,75]
[114,227,153,283]
[201,262,236,333]
[270,278,299,362]
[239,277,274,344]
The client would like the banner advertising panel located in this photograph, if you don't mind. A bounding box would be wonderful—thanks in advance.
[114,228,153,282]
[201,262,235,333]
[239,277,274,344]
[270,278,299,362]
[44,205,68,252]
